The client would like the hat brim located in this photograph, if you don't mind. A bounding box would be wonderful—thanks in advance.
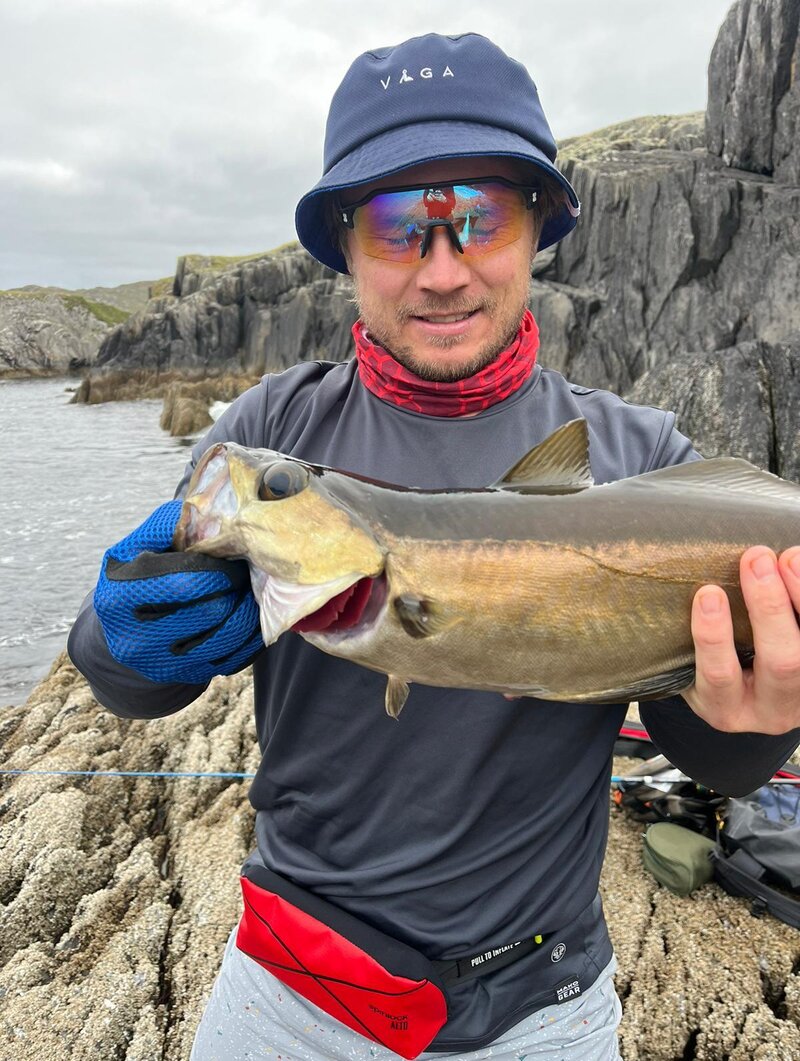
[295,119,580,275]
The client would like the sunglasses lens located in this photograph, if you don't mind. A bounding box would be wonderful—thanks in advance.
[351,182,528,263]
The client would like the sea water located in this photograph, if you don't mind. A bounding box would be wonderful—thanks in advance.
[1,377,197,706]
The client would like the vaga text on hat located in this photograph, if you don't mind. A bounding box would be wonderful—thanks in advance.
[294,32,581,274]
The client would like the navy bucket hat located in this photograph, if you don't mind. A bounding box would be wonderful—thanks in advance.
[295,32,580,275]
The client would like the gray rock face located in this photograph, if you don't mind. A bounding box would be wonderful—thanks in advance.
[94,247,358,378]
[705,0,800,179]
[532,0,799,481]
[627,339,800,480]
[533,110,800,398]
[158,377,262,436]
[531,0,799,425]
[0,294,115,376]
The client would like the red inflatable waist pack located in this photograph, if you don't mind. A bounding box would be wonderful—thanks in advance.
[236,864,448,1059]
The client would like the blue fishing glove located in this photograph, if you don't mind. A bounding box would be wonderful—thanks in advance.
[94,500,263,684]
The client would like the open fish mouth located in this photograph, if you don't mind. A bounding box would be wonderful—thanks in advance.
[175,447,240,550]
[292,573,388,637]
[251,569,388,645]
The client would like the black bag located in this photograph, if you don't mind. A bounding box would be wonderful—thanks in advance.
[712,785,800,929]
[614,779,725,837]
[615,771,723,896]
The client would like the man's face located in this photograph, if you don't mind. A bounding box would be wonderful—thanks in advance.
[342,157,538,383]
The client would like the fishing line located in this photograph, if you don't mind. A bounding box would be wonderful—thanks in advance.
[612,775,799,785]
[0,769,256,779]
[0,768,797,783]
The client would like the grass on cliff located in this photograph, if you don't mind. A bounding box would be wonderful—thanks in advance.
[146,277,176,299]
[184,250,274,271]
[147,244,301,299]
[184,244,300,271]
[148,277,177,298]
[61,295,130,326]
[560,112,705,162]
[0,289,130,326]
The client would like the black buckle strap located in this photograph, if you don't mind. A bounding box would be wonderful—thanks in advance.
[433,934,549,987]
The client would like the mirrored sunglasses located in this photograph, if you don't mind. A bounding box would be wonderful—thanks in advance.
[338,177,539,264]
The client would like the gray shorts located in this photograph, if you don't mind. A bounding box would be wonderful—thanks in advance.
[190,927,622,1061]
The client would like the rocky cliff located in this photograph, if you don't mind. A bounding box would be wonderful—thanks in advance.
[0,292,130,377]
[530,0,800,475]
[706,0,799,180]
[91,246,357,380]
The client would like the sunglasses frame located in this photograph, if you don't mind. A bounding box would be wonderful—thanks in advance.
[337,177,541,260]
[338,176,540,230]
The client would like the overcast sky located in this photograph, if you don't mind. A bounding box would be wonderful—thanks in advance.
[0,0,735,291]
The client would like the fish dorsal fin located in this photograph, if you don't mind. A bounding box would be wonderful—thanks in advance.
[612,457,800,505]
[494,419,594,494]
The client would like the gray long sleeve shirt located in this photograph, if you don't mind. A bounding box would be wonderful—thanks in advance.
[68,359,800,1051]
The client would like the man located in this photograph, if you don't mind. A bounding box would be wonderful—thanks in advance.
[68,33,800,1061]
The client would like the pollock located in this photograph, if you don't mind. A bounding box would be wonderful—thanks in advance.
[174,420,800,717]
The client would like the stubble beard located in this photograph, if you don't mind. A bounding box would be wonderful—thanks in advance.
[351,284,529,384]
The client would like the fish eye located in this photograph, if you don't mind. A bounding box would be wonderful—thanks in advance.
[258,461,308,501]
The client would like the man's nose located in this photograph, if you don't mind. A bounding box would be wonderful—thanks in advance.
[415,226,472,293]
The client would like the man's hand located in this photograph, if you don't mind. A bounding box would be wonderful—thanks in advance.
[94,500,263,685]
[682,546,800,735]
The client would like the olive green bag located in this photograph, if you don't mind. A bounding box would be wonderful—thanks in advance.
[642,822,717,896]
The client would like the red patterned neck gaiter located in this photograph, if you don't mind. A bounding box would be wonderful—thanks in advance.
[353,310,540,417]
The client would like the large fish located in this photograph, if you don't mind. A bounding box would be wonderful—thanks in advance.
[174,419,800,717]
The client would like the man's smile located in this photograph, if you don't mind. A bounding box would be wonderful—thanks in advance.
[409,309,481,338]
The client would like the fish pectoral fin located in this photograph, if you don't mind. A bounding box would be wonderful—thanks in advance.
[393,594,461,639]
[572,662,698,704]
[385,676,410,719]
[493,418,594,494]
[555,647,752,704]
